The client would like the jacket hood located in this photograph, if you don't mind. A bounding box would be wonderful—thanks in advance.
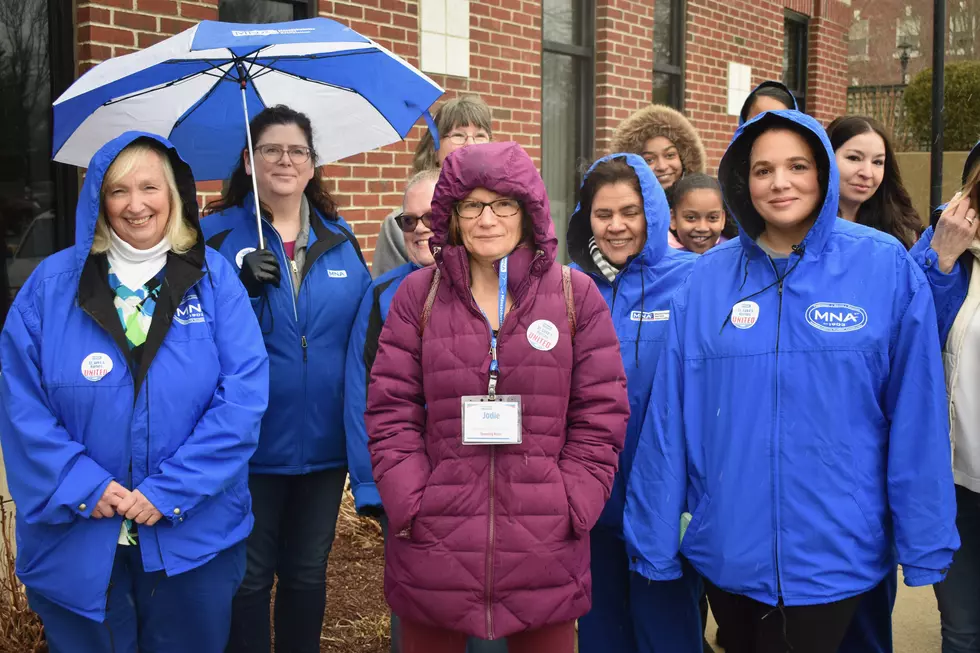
[430,141,557,265]
[719,110,838,258]
[610,105,706,177]
[567,153,670,275]
[74,131,203,276]
[739,81,799,125]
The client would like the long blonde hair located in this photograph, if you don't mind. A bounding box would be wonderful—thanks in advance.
[91,142,197,254]
[962,158,980,213]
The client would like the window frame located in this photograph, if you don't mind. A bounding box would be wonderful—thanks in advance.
[653,0,686,109]
[783,9,809,113]
[541,0,596,195]
[49,0,78,250]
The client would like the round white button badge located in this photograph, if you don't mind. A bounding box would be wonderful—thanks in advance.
[81,353,113,382]
[731,301,760,330]
[526,319,560,351]
[235,247,257,269]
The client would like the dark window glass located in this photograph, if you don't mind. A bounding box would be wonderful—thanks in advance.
[783,11,808,112]
[653,0,684,109]
[0,0,76,324]
[542,1,594,263]
[219,0,311,23]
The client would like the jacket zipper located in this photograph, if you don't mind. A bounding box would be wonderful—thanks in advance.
[486,448,496,639]
[772,269,785,605]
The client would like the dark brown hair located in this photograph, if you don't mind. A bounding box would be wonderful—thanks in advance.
[827,115,922,249]
[579,157,643,217]
[204,105,337,221]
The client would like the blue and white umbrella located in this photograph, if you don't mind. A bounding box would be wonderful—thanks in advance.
[52,18,444,247]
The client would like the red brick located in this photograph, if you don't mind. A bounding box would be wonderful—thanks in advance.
[160,17,197,34]
[136,0,177,14]
[178,2,218,20]
[77,5,112,24]
[113,10,157,31]
[78,24,135,46]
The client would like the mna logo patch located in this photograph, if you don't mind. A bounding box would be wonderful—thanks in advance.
[174,294,205,326]
[805,302,868,333]
[327,270,348,278]
[630,310,670,322]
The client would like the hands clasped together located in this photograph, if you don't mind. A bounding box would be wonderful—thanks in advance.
[90,480,164,526]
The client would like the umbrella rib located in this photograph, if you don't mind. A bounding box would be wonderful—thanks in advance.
[171,70,230,130]
[252,65,401,137]
[102,62,232,107]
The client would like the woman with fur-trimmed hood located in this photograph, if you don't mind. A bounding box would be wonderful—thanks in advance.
[610,104,707,196]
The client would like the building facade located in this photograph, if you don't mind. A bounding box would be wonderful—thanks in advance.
[847,0,979,87]
[0,0,850,327]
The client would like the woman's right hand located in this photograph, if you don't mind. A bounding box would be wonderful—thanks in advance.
[931,192,979,273]
[239,249,282,297]
[91,480,130,519]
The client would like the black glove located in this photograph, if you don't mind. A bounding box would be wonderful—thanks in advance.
[239,249,281,297]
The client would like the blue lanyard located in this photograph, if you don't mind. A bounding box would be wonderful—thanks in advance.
[478,256,508,397]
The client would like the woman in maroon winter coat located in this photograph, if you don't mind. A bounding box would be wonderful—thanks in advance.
[365,141,629,653]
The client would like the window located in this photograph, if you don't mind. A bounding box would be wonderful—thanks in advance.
[895,5,922,52]
[949,1,976,57]
[653,0,685,108]
[848,11,869,60]
[219,0,314,23]
[0,0,77,325]
[542,0,594,263]
[783,10,808,113]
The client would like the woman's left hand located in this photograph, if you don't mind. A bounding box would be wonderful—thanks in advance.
[115,490,164,526]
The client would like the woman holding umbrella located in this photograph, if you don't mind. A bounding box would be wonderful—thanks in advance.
[0,131,269,652]
[202,105,372,653]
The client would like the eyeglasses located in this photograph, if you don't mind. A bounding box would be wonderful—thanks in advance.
[254,144,313,165]
[445,132,490,146]
[454,198,521,219]
[394,212,433,232]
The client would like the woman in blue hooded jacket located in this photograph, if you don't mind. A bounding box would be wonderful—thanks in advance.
[0,132,269,652]
[567,154,700,653]
[625,110,958,653]
[910,141,980,653]
[201,105,371,653]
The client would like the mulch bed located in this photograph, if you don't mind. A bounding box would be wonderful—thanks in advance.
[320,489,391,653]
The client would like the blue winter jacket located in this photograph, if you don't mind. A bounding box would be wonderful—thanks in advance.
[344,261,421,513]
[202,195,371,474]
[909,140,980,345]
[567,153,696,535]
[0,132,269,621]
[624,110,959,606]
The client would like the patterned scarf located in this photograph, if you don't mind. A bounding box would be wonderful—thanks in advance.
[589,237,620,283]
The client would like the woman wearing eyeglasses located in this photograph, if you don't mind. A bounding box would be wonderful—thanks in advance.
[372,95,493,278]
[202,105,372,653]
[366,142,629,652]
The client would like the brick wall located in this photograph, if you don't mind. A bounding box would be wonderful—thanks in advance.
[806,0,849,125]
[683,0,784,172]
[593,0,653,155]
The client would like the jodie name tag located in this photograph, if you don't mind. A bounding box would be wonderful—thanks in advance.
[461,395,522,445]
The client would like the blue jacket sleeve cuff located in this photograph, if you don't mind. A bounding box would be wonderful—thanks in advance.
[902,565,946,587]
[76,478,114,518]
[135,482,185,525]
[919,247,962,290]
[52,455,113,518]
[352,483,383,515]
[628,556,683,582]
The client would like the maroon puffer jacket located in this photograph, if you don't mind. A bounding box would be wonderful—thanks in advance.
[366,142,628,640]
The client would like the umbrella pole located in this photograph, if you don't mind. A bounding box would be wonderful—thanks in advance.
[240,85,265,250]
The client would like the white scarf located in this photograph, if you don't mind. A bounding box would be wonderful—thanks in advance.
[944,239,980,468]
[106,229,171,290]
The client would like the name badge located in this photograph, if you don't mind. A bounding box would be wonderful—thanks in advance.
[461,395,522,445]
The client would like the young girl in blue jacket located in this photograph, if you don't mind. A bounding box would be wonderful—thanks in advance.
[625,110,958,653]
[202,105,371,653]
